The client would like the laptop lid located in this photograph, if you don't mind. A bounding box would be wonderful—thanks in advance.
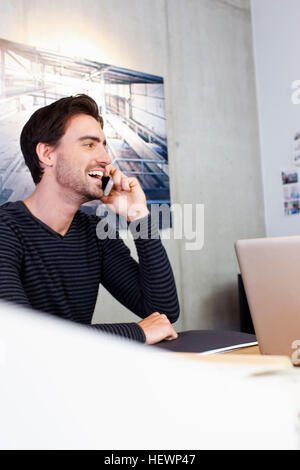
[235,236,300,363]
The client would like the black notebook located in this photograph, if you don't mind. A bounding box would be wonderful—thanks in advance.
[152,330,257,354]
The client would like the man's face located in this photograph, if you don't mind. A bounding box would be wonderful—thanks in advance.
[53,113,111,202]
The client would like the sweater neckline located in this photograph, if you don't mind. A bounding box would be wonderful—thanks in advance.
[18,200,77,240]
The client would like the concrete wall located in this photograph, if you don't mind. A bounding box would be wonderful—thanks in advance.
[251,0,300,236]
[0,0,265,331]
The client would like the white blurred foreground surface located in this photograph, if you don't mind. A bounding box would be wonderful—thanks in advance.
[0,301,299,450]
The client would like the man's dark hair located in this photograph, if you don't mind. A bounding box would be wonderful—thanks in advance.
[20,94,104,184]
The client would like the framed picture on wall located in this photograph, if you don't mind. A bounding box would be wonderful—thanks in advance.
[0,38,171,226]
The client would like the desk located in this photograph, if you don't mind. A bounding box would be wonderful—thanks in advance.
[226,344,260,355]
[177,349,293,369]
[171,338,293,368]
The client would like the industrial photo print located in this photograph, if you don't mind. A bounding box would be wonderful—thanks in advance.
[0,38,170,224]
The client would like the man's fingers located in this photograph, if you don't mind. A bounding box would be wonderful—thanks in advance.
[121,176,130,191]
[128,177,141,190]
[103,165,130,192]
[165,335,178,341]
[103,164,114,177]
[111,169,122,191]
[164,327,178,341]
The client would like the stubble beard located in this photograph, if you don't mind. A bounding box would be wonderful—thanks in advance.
[55,153,102,202]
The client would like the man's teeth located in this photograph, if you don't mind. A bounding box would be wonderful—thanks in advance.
[88,171,103,178]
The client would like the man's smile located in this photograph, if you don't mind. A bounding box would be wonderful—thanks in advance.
[87,170,104,185]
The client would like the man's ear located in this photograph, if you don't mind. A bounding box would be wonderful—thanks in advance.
[35,142,55,168]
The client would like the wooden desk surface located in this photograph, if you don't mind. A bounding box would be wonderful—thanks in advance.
[226,345,260,355]
[175,344,293,369]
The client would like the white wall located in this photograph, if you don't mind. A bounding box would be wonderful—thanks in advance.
[0,0,265,331]
[251,0,300,236]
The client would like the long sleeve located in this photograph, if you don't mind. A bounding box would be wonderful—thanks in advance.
[90,322,146,342]
[0,223,31,308]
[99,214,180,323]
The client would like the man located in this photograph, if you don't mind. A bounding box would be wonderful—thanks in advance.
[0,94,179,344]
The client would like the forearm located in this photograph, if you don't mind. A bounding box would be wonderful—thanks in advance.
[129,215,180,322]
[101,215,180,323]
[89,322,146,342]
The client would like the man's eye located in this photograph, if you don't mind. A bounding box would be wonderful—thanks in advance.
[85,143,93,148]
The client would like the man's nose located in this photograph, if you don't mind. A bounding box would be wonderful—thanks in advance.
[97,145,111,165]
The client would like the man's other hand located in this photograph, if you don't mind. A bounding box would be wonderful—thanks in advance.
[138,312,178,345]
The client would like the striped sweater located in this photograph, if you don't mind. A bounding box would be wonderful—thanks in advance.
[0,201,179,342]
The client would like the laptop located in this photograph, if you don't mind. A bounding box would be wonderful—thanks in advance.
[235,236,300,364]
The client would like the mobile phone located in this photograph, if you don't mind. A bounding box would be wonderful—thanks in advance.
[101,176,114,196]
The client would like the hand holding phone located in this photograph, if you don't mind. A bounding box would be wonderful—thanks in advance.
[100,166,149,221]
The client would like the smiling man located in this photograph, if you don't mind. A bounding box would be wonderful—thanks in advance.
[0,94,179,344]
